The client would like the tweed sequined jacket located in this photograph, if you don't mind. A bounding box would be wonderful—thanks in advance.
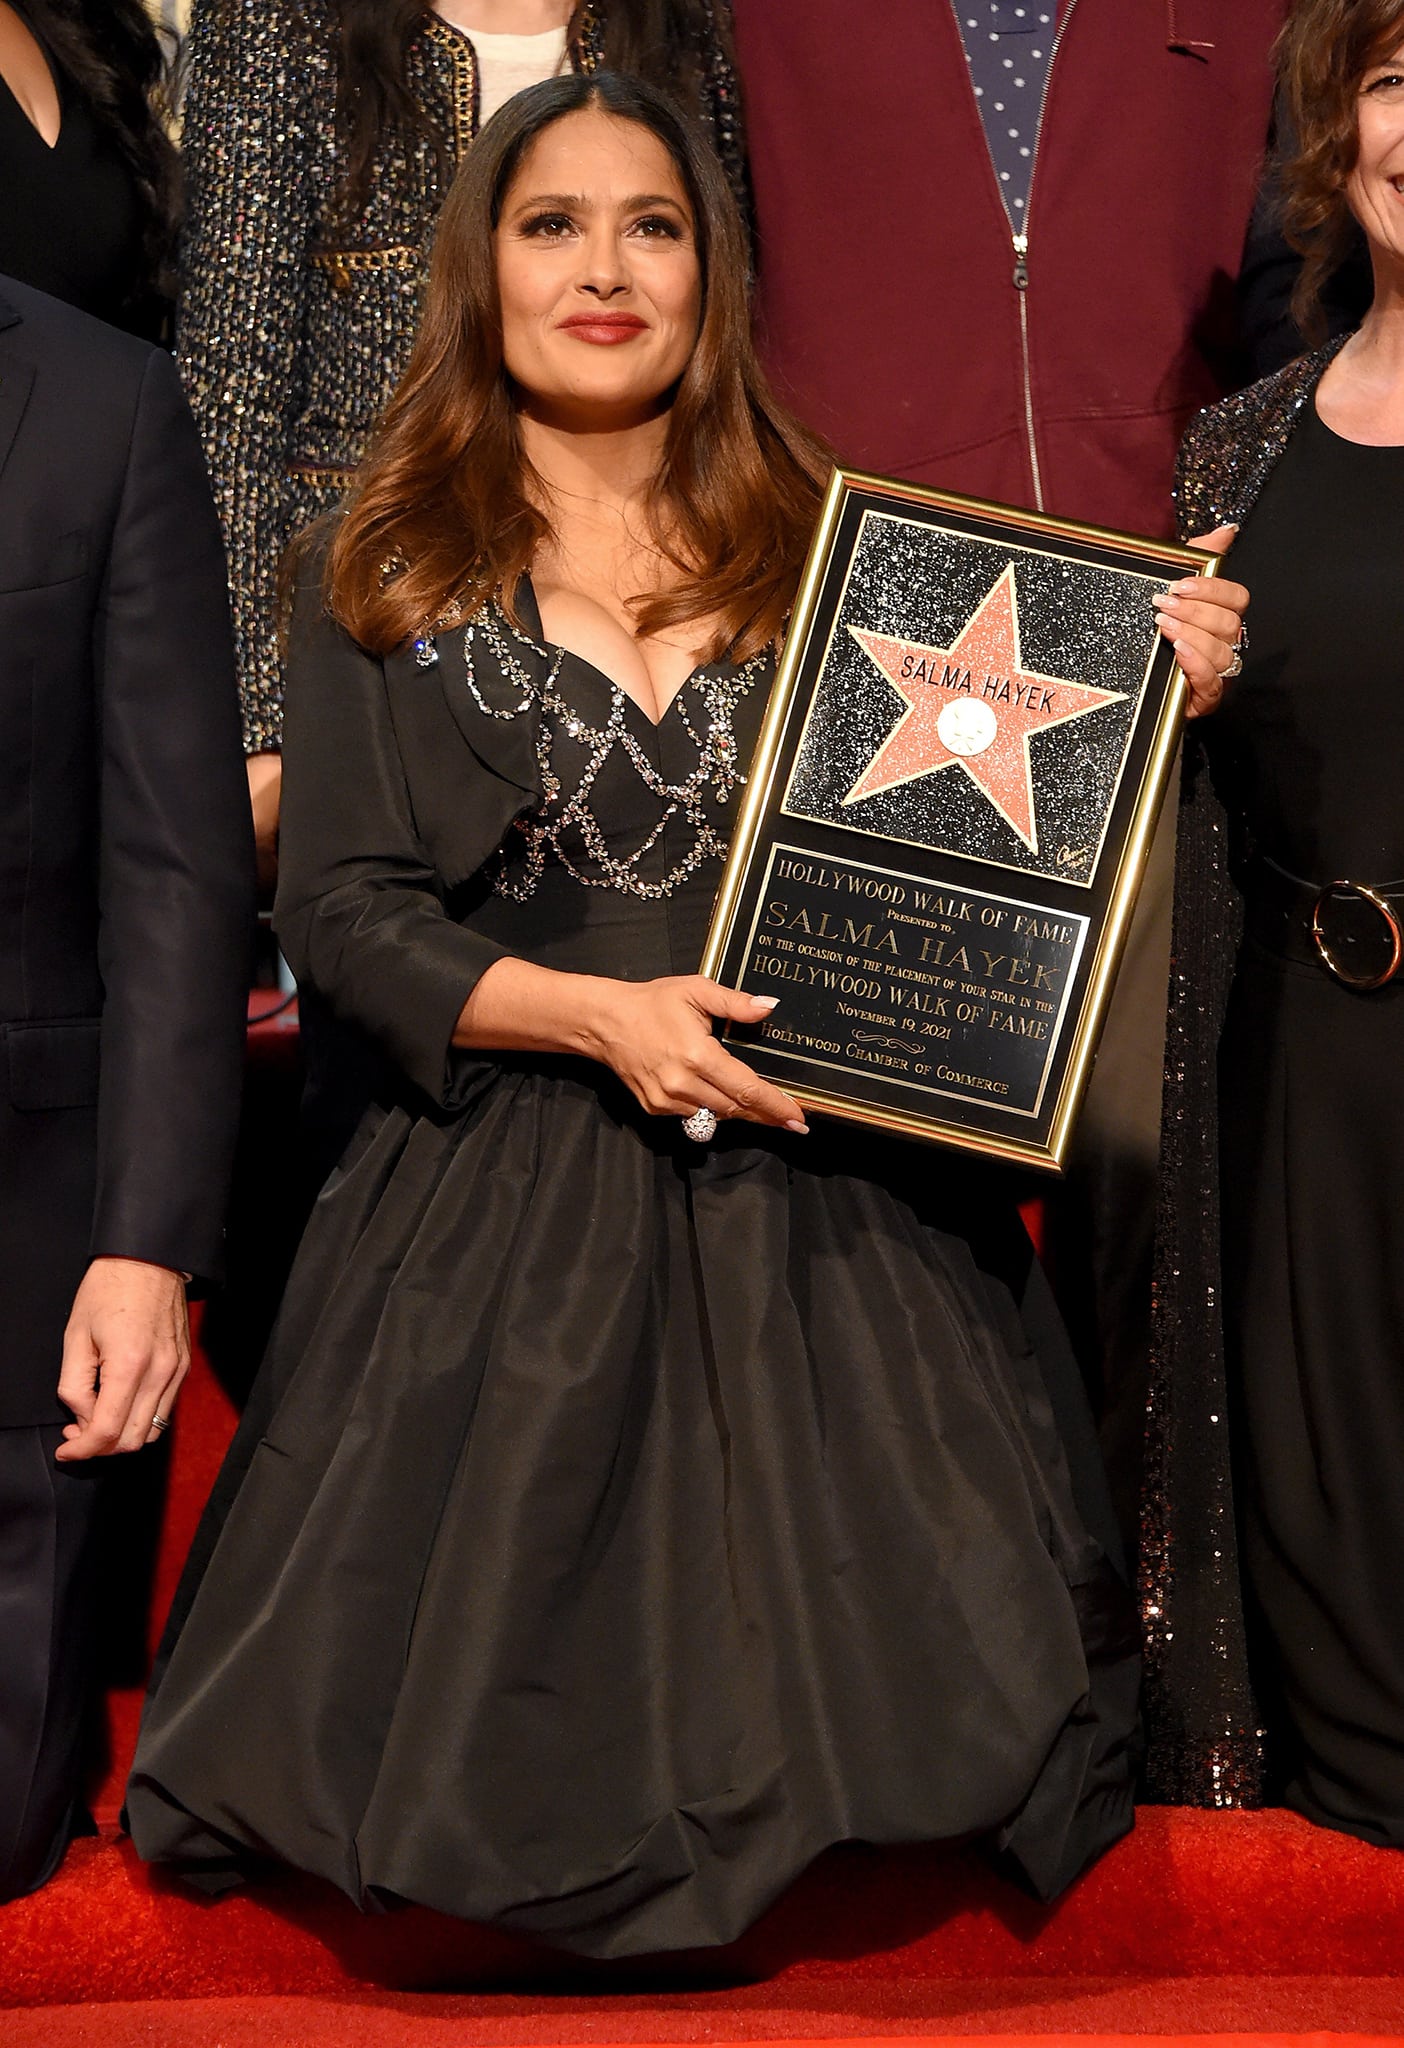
[177,1,747,753]
[1141,339,1345,1808]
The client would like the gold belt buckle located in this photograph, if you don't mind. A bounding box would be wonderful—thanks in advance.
[1310,879,1403,990]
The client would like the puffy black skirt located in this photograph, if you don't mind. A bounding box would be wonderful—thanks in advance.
[127,1062,1138,1957]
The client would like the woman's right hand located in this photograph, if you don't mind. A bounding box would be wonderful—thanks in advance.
[585,976,809,1133]
[455,959,810,1132]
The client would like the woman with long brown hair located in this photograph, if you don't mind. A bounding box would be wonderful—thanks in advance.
[179,0,744,875]
[1148,0,1404,1843]
[128,73,1241,1953]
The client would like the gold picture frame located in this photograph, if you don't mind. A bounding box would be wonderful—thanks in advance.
[700,468,1216,1172]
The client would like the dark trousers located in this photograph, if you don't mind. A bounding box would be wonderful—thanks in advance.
[0,1425,104,1899]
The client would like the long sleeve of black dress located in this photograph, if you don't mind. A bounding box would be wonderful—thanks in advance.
[273,577,531,1108]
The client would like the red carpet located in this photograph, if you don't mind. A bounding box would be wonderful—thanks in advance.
[4,2013,1404,2048]
[5,1809,1404,2031]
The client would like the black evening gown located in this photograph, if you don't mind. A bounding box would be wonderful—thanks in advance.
[128,588,1138,1957]
[1207,400,1404,1845]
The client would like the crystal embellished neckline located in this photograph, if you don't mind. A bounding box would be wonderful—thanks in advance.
[461,598,769,903]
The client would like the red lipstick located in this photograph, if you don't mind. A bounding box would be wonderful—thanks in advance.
[558,312,648,345]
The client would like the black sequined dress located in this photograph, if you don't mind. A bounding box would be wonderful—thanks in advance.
[1144,344,1333,1805]
[1144,340,1404,1829]
[127,584,1138,1956]
[1183,397,1404,1844]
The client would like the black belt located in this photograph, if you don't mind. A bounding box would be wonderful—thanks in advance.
[1243,855,1404,990]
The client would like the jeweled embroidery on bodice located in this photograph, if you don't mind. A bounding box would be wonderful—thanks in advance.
[462,601,769,903]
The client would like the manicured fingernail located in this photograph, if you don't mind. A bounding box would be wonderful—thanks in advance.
[1171,578,1200,593]
[785,1119,809,1134]
[1154,596,1178,613]
[752,996,779,1011]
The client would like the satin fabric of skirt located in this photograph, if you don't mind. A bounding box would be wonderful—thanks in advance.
[128,1062,1137,1955]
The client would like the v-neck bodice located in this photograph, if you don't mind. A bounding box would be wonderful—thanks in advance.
[453,599,774,984]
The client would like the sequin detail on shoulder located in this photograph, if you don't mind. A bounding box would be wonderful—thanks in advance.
[1172,339,1347,542]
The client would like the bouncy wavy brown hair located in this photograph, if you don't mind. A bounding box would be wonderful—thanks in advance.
[1277,0,1404,336]
[326,72,830,663]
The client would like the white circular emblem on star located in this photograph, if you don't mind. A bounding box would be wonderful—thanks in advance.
[936,697,998,757]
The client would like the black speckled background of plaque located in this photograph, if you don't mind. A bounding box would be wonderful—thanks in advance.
[782,510,1162,888]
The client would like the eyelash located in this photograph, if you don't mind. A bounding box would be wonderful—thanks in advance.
[1366,71,1404,93]
[517,212,684,241]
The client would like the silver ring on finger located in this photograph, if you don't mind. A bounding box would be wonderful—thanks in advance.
[681,1106,718,1144]
[1222,646,1243,681]
[150,1412,170,1434]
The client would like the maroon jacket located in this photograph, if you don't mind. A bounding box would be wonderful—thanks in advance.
[732,0,1286,540]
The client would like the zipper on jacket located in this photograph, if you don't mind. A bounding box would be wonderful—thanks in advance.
[952,0,1080,512]
[1011,228,1040,505]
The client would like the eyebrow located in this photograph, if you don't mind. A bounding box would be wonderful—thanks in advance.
[509,191,689,213]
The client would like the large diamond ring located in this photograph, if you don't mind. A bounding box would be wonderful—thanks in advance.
[682,1107,718,1144]
[1222,622,1248,681]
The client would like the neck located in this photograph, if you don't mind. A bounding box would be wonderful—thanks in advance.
[1354,260,1404,371]
[518,407,671,524]
[432,2,572,33]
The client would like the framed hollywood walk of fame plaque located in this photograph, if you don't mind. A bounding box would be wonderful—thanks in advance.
[700,470,1218,1171]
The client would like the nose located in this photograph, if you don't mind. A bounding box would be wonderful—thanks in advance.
[576,219,631,299]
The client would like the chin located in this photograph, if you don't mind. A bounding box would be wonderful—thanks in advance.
[561,378,674,420]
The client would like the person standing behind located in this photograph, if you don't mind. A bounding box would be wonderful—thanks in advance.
[1157,0,1404,1832]
[730,0,1286,1549]
[0,0,178,339]
[733,2,1282,536]
[0,274,253,1901]
[177,0,746,878]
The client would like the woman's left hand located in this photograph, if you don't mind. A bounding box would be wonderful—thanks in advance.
[1153,525,1249,718]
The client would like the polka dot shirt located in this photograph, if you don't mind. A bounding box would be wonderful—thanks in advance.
[955,4,1056,229]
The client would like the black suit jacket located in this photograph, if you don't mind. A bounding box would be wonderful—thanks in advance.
[0,278,254,1428]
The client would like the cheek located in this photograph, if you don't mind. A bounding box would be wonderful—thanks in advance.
[1353,108,1404,190]
[496,243,560,343]
[497,305,532,383]
[661,268,703,356]
[497,283,554,381]
[1346,158,1397,240]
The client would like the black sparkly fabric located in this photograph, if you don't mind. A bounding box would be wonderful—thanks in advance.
[1142,340,1344,1805]
[783,512,1165,884]
[176,1,748,753]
